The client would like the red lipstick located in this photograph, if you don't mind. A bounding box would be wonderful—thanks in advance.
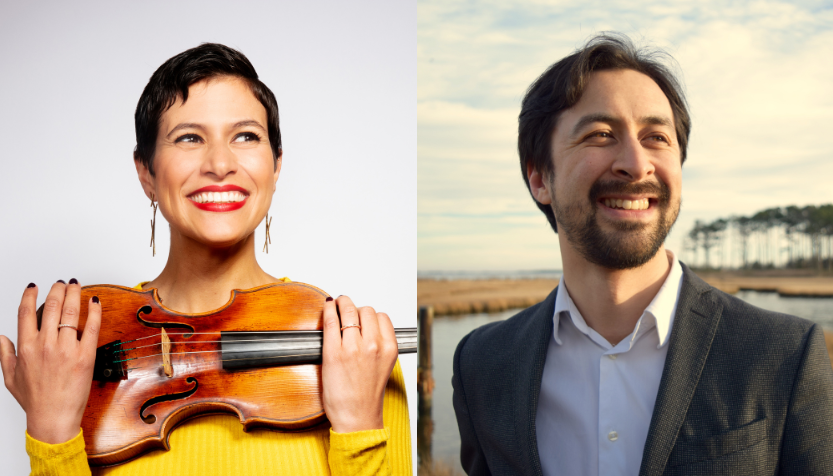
[188,184,249,212]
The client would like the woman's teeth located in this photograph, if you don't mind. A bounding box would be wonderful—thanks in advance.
[604,198,650,210]
[190,191,247,203]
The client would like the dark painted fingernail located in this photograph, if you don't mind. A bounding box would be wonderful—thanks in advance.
[56,279,66,284]
[69,278,78,285]
[326,297,333,302]
[92,296,100,304]
[27,283,36,288]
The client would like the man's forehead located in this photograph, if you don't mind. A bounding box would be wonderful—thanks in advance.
[559,69,674,133]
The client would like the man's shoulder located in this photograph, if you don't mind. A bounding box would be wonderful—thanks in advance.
[717,286,816,342]
[454,289,556,369]
[680,265,818,347]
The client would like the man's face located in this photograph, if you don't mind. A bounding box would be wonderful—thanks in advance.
[531,69,683,269]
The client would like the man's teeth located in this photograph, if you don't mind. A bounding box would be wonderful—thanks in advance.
[604,198,650,210]
[191,191,247,203]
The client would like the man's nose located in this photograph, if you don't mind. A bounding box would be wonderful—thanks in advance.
[611,136,654,182]
[201,142,238,178]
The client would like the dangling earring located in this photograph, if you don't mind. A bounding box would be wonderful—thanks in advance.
[150,194,158,257]
[262,213,272,253]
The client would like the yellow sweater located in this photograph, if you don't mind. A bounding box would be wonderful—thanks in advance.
[25,280,412,476]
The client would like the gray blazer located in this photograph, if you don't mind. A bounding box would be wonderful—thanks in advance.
[452,264,833,475]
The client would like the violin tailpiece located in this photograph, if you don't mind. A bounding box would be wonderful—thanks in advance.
[92,340,128,382]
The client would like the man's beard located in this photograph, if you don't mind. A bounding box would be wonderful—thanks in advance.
[553,179,679,270]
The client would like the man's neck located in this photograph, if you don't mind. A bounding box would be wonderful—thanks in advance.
[559,239,673,346]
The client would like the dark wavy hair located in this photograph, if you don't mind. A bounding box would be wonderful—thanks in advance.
[134,43,281,175]
[518,33,691,233]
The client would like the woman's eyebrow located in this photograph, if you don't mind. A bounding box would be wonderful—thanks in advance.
[165,120,267,139]
[166,122,205,139]
[232,120,267,132]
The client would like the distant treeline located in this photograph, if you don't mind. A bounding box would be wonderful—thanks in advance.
[685,204,833,271]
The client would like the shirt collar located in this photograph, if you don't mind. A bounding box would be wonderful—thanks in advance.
[552,249,684,348]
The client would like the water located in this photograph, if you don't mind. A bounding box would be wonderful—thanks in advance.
[418,270,562,281]
[424,291,833,470]
[734,290,833,328]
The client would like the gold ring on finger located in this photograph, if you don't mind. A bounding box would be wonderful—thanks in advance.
[340,324,362,331]
[58,324,78,331]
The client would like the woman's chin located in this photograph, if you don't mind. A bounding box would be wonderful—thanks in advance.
[183,230,255,250]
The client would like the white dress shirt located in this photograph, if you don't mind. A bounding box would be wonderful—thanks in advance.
[535,250,684,476]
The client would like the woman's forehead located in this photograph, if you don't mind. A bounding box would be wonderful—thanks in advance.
[159,76,267,132]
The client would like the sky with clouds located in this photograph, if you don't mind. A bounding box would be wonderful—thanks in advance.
[418,0,833,271]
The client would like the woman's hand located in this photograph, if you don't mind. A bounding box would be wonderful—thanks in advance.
[0,280,101,444]
[321,295,398,433]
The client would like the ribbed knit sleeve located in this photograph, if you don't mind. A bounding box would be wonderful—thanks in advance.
[328,359,412,475]
[329,428,391,475]
[26,429,91,476]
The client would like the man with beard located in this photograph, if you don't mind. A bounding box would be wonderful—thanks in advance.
[452,34,833,476]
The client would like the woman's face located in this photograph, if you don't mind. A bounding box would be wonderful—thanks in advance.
[136,76,281,248]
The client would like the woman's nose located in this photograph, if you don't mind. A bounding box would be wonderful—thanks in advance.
[611,137,654,181]
[201,143,238,178]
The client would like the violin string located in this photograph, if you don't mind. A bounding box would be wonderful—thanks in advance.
[113,330,415,348]
[113,334,416,354]
[114,348,324,363]
[114,336,327,354]
[114,331,337,347]
[113,332,242,347]
[121,352,324,372]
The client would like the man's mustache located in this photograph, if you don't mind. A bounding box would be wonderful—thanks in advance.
[588,179,670,204]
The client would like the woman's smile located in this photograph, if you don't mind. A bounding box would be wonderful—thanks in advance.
[139,76,281,247]
[188,184,250,212]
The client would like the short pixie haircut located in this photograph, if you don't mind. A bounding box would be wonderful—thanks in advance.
[134,43,281,175]
[518,33,691,233]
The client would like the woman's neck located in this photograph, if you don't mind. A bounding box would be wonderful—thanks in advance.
[142,229,279,313]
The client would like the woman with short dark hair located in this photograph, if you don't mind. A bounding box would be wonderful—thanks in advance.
[0,43,411,476]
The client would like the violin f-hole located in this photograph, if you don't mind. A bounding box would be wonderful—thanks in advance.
[140,377,199,424]
[136,305,195,337]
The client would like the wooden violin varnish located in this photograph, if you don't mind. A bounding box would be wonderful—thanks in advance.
[72,281,416,466]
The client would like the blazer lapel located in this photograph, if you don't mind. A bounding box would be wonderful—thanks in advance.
[513,285,557,476]
[638,265,724,476]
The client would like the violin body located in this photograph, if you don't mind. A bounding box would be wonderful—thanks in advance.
[70,282,361,466]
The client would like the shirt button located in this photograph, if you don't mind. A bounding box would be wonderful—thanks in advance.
[608,354,618,360]
[608,431,619,441]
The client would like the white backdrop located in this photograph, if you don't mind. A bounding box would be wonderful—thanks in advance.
[0,1,416,473]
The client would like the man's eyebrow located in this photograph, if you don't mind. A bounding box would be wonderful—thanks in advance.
[570,113,619,138]
[569,113,674,137]
[641,115,674,128]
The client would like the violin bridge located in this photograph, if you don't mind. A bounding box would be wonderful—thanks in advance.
[161,328,173,378]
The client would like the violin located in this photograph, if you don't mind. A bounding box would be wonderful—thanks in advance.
[46,282,416,466]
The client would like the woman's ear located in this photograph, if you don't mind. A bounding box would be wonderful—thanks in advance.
[273,152,283,191]
[134,153,156,200]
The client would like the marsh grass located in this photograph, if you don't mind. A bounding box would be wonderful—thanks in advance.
[418,459,465,476]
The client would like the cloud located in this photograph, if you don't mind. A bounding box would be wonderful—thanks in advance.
[418,0,833,270]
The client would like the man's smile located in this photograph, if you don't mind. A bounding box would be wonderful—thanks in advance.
[600,197,652,211]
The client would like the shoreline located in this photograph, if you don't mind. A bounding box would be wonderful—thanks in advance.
[418,270,833,316]
[419,271,833,367]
